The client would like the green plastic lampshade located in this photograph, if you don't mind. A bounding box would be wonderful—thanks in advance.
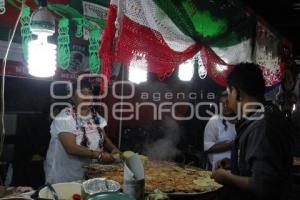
[87,192,135,200]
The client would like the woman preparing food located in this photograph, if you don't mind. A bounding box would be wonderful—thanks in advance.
[45,80,120,184]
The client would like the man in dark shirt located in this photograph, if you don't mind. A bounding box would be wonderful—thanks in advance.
[212,63,293,200]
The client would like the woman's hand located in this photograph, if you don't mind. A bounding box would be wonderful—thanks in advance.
[111,148,121,154]
[112,152,124,162]
[99,152,114,163]
[110,148,123,162]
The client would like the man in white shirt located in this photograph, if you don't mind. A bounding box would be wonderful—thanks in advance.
[203,91,236,170]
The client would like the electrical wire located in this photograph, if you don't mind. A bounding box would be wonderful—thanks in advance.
[0,0,26,158]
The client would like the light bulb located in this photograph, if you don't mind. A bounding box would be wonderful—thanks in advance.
[292,104,296,112]
[128,54,148,84]
[178,59,194,81]
[28,5,56,78]
[28,34,57,77]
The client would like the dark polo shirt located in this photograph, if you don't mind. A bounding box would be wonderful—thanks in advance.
[219,104,293,200]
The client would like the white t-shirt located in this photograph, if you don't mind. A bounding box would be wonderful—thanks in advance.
[45,107,107,184]
[203,115,236,170]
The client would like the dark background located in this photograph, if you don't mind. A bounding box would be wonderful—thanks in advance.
[244,0,300,58]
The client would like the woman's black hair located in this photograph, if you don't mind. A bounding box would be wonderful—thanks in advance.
[72,79,93,94]
[227,63,265,101]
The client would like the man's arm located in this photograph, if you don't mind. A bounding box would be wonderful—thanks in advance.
[206,141,234,153]
[203,117,219,152]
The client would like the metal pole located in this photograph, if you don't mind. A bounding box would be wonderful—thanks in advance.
[117,65,124,149]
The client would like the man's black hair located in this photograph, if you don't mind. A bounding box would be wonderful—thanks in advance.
[227,63,265,101]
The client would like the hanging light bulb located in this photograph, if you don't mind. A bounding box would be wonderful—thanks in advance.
[28,34,56,77]
[28,2,56,77]
[178,59,194,81]
[292,104,297,112]
[128,53,148,84]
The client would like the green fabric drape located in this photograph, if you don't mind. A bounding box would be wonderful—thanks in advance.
[153,0,256,47]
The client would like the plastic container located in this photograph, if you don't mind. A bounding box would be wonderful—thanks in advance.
[87,192,135,200]
[82,178,120,195]
[38,182,82,200]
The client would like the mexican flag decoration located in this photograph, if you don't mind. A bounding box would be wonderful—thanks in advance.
[99,0,288,91]
[99,0,199,88]
[99,0,255,88]
[254,21,284,87]
[149,0,256,86]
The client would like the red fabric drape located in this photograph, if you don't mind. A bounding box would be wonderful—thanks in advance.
[114,17,199,78]
[98,3,118,93]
